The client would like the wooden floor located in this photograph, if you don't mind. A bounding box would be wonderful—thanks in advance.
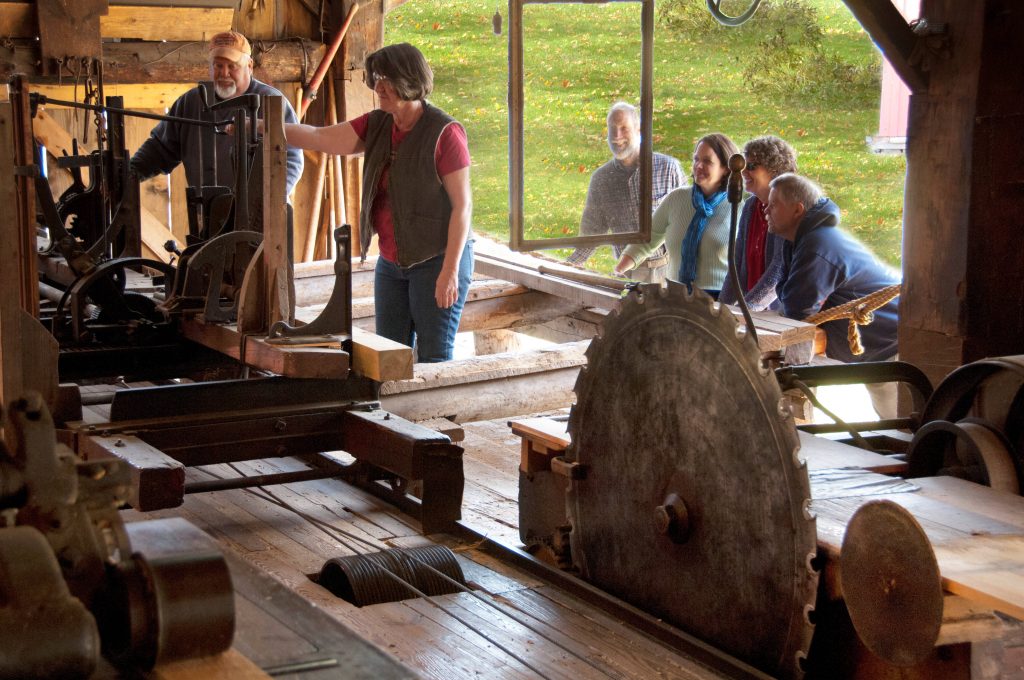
[126,413,730,680]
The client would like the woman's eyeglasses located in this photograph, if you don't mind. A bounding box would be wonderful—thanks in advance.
[365,72,390,88]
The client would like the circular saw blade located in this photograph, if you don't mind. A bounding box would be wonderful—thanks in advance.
[567,283,818,678]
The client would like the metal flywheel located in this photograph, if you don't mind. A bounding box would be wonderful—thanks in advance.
[566,282,818,678]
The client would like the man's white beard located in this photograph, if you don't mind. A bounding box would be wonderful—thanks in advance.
[609,139,640,161]
[214,82,238,99]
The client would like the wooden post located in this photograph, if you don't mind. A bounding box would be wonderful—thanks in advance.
[898,0,1024,383]
[0,101,59,408]
[261,95,294,326]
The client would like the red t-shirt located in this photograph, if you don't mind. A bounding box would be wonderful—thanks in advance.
[745,198,769,291]
[350,112,470,263]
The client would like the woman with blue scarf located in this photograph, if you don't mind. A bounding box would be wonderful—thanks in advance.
[615,133,739,296]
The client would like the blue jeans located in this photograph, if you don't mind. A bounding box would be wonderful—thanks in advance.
[374,242,473,363]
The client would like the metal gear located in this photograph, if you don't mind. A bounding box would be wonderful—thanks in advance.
[566,282,818,678]
[907,355,1024,494]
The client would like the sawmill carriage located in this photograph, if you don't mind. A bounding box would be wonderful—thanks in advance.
[1,0,1023,678]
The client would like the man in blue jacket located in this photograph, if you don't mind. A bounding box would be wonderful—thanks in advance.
[131,31,304,204]
[766,173,900,413]
[766,172,900,363]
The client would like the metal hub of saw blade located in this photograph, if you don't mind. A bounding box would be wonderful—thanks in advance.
[566,283,818,678]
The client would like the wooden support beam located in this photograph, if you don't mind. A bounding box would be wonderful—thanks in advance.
[261,95,293,327]
[841,0,928,92]
[78,432,185,511]
[102,5,232,41]
[898,1,1024,382]
[1,40,320,84]
[379,341,588,423]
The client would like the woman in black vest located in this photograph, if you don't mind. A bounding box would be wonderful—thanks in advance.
[285,43,473,363]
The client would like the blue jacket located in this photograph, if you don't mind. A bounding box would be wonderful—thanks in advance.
[778,198,900,363]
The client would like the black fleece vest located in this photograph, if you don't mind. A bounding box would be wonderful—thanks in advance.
[360,102,459,266]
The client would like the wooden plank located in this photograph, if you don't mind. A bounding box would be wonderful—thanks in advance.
[797,430,908,474]
[474,244,807,352]
[403,593,603,680]
[179,319,350,379]
[351,598,540,680]
[101,6,231,41]
[936,594,1021,646]
[934,535,1024,620]
[140,204,175,264]
[502,586,725,680]
[509,417,569,452]
[841,0,927,92]
[78,432,185,511]
[912,476,1024,531]
[379,342,586,423]
[349,327,413,381]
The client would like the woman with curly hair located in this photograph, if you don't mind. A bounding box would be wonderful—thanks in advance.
[719,135,798,310]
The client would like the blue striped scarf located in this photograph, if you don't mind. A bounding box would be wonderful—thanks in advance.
[678,186,727,286]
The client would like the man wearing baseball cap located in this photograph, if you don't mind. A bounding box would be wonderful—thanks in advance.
[131,30,304,215]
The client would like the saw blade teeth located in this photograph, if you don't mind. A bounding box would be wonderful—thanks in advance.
[802,497,815,522]
[805,550,818,578]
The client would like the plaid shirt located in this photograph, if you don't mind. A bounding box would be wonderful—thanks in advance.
[567,152,685,265]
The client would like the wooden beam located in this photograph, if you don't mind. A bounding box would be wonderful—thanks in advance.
[380,341,588,423]
[77,432,185,511]
[101,6,232,41]
[841,0,928,93]
[179,319,350,379]
[351,326,414,382]
[0,40,320,83]
[261,95,293,327]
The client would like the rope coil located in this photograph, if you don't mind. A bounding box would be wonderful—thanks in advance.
[803,283,901,355]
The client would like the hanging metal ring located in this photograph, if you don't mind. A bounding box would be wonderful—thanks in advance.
[706,0,763,27]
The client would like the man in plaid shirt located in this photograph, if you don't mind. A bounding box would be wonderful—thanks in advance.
[566,102,684,283]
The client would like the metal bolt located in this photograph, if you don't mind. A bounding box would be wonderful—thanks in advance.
[654,492,691,544]
[274,419,287,432]
[114,439,124,447]
[384,413,391,420]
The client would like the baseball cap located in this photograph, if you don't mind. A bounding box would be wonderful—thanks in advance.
[208,31,252,63]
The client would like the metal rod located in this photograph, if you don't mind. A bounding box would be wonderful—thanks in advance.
[184,467,343,494]
[31,95,229,129]
[798,418,914,435]
[299,2,361,119]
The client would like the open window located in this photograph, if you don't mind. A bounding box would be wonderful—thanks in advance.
[508,0,654,252]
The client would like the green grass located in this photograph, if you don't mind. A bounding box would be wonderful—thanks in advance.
[385,0,906,273]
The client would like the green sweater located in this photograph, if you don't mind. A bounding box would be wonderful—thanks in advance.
[622,185,731,290]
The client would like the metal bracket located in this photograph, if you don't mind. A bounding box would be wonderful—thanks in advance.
[267,225,352,347]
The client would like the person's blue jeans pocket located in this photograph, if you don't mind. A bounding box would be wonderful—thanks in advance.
[374,241,474,363]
